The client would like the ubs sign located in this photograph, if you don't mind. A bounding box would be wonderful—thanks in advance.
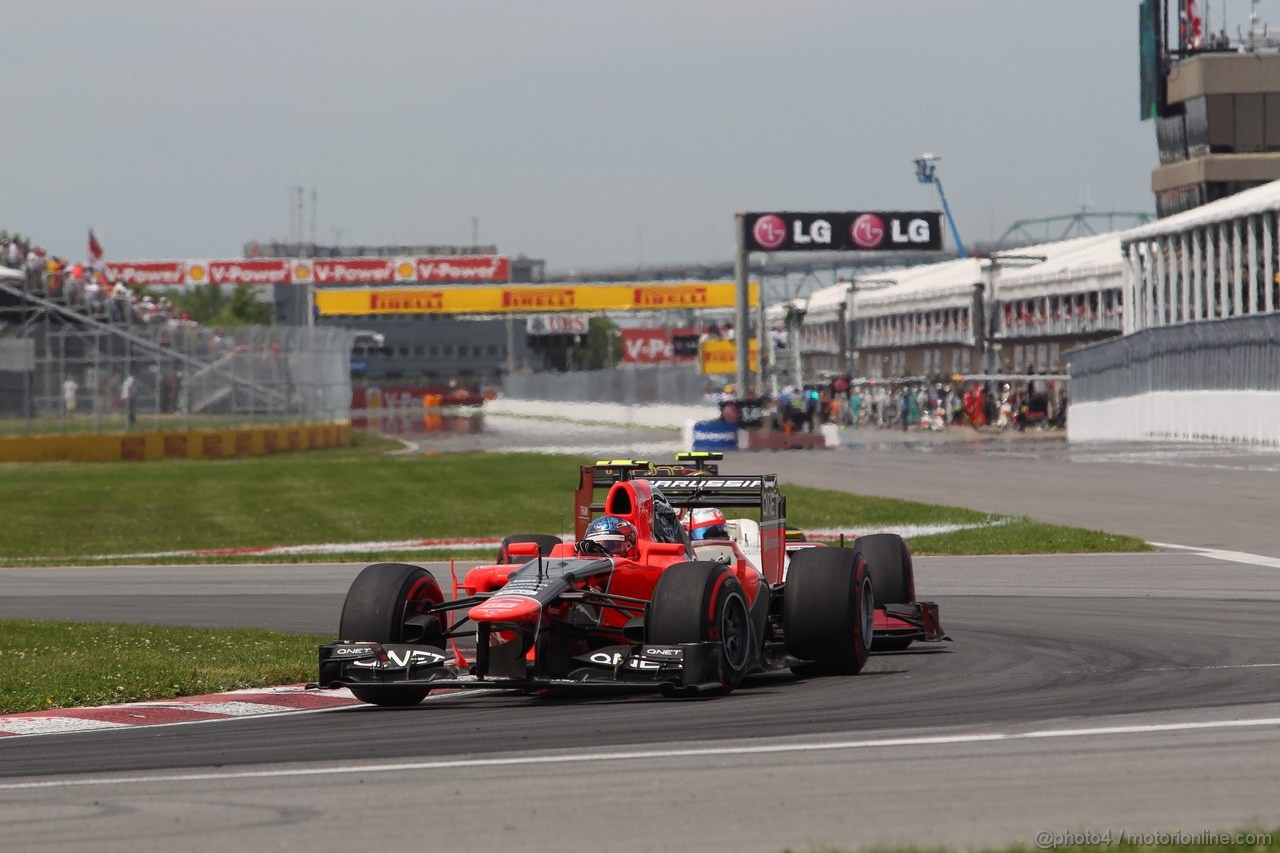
[744,211,943,253]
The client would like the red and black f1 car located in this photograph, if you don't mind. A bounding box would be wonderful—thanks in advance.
[317,454,947,706]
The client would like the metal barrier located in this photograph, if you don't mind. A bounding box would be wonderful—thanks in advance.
[1069,315,1280,403]
[501,365,708,405]
[1069,315,1280,443]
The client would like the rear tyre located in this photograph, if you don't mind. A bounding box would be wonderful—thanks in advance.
[339,563,444,707]
[783,547,873,675]
[855,533,916,652]
[497,533,563,564]
[647,561,752,692]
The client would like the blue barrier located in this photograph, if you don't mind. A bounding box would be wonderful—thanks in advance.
[691,419,737,452]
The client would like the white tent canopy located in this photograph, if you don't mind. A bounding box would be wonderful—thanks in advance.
[993,233,1124,302]
[851,256,984,319]
[1124,178,1280,242]
[786,231,1131,325]
[780,257,983,325]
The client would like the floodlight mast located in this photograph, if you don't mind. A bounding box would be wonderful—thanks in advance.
[914,154,968,258]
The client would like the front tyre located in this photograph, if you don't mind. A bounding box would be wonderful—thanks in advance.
[339,563,444,707]
[647,561,752,692]
[855,533,916,652]
[783,547,873,675]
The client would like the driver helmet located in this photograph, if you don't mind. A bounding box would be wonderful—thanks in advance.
[583,515,638,558]
[685,507,729,541]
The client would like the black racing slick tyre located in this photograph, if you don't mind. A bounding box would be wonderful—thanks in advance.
[855,533,916,652]
[497,533,563,564]
[783,547,874,675]
[647,561,753,692]
[339,563,444,707]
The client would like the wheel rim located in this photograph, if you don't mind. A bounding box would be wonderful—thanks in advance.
[401,575,441,643]
[859,575,874,652]
[720,592,751,672]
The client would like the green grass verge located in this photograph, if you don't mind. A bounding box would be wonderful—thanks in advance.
[908,520,1150,556]
[0,619,331,714]
[0,443,1148,565]
[786,487,989,528]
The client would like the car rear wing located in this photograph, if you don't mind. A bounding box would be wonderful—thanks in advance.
[574,455,787,586]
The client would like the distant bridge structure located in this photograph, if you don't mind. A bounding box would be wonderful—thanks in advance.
[994,211,1154,246]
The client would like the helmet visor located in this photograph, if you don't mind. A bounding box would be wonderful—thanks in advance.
[587,534,632,556]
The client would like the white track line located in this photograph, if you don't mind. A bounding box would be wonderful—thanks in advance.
[1152,542,1280,569]
[2,715,1279,791]
[1063,663,1280,674]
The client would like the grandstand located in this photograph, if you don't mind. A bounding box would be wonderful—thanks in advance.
[0,252,352,434]
[787,233,1127,382]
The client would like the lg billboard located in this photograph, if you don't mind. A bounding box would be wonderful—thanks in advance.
[743,211,943,253]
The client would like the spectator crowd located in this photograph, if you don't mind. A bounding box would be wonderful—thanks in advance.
[2,232,186,327]
[1,228,230,427]
[713,374,1068,436]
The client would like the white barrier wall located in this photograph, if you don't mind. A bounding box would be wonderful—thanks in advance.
[487,397,719,430]
[1071,390,1280,444]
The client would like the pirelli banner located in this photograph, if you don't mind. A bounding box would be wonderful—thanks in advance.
[700,339,758,375]
[315,281,759,316]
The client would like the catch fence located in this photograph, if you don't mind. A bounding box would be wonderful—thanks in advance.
[0,322,355,435]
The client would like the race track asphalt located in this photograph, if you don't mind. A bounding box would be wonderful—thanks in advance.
[2,551,1278,852]
[2,434,1279,851]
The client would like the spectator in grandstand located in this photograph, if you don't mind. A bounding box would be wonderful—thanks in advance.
[43,255,61,297]
[776,385,793,428]
[121,372,137,427]
[62,376,79,413]
[160,371,181,414]
[25,247,45,292]
[803,386,819,432]
[110,280,131,323]
[4,238,23,269]
[84,274,105,317]
[138,294,157,323]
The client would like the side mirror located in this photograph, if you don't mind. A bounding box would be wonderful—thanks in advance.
[507,542,541,560]
[646,542,688,557]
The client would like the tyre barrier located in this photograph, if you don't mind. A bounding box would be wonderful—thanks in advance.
[0,421,351,463]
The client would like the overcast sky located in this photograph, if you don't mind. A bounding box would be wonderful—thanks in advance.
[5,0,1275,270]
